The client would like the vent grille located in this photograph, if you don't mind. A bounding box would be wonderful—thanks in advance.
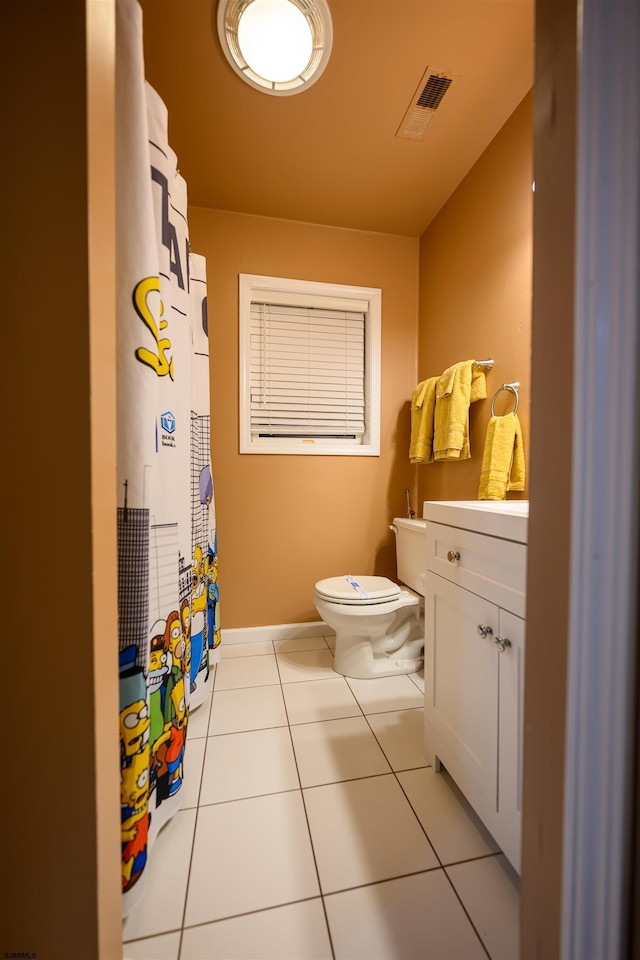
[396,67,455,141]
[416,75,452,110]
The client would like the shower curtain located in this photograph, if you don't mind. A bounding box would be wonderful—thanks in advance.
[116,0,221,916]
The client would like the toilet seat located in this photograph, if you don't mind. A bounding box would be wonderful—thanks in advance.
[315,575,402,605]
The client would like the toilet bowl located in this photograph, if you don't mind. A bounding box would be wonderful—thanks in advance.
[314,519,426,680]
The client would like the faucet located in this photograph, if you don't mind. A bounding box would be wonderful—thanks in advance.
[405,488,416,519]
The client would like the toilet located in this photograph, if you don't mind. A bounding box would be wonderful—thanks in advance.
[314,518,426,679]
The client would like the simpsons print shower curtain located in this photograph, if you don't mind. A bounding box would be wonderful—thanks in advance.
[116,0,221,916]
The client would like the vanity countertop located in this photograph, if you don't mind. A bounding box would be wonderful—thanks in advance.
[422,499,529,544]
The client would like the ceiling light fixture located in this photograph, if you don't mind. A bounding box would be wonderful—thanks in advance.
[217,0,333,96]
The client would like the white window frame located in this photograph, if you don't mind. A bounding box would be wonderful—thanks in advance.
[239,273,381,456]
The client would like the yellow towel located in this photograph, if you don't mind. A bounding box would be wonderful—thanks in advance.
[409,376,438,463]
[478,412,526,500]
[433,361,487,461]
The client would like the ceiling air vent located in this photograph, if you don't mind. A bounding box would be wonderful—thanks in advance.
[396,66,455,141]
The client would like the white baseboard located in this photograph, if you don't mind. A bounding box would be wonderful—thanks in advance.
[221,621,335,645]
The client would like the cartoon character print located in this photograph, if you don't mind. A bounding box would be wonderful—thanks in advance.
[119,645,151,892]
[163,611,190,782]
[190,544,207,692]
[120,697,150,763]
[149,610,192,807]
[121,749,150,891]
[180,597,192,694]
[163,610,186,708]
[148,622,172,750]
[205,543,221,654]
[164,676,187,796]
[147,621,172,805]
[119,646,150,765]
[167,609,185,667]
[199,463,213,507]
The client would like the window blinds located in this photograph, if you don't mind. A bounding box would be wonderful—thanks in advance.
[249,302,366,440]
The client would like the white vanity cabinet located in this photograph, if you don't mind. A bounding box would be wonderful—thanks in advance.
[422,500,528,872]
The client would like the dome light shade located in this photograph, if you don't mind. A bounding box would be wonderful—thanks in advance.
[217,0,333,96]
[238,0,312,82]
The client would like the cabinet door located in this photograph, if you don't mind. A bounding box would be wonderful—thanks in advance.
[424,571,499,808]
[497,608,525,868]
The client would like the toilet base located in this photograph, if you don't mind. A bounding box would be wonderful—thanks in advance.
[317,594,424,680]
[334,646,423,680]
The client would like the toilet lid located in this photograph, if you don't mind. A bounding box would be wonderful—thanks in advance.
[315,575,402,605]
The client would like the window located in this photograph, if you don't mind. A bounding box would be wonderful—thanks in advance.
[239,274,381,455]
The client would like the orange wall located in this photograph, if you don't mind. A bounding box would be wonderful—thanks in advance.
[416,92,533,504]
[188,209,419,628]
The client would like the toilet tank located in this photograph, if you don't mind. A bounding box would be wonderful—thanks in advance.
[392,517,427,596]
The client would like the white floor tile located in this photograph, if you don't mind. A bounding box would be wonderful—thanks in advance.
[446,854,520,960]
[215,654,279,690]
[124,618,516,960]
[199,727,299,804]
[178,737,206,809]
[180,899,332,959]
[303,774,439,893]
[324,870,486,960]
[366,708,429,771]
[398,767,500,864]
[283,677,361,725]
[209,684,287,735]
[346,674,424,714]
[184,792,320,926]
[186,696,213,740]
[123,931,181,960]
[274,636,329,653]
[122,809,196,941]
[291,716,391,787]
[277,649,340,683]
[221,640,274,658]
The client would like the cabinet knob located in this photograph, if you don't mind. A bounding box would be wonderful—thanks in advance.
[495,636,512,653]
[477,624,493,638]
[447,550,461,563]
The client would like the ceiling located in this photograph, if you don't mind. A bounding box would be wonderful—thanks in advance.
[139,0,534,237]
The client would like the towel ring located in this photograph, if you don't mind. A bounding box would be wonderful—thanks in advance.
[491,381,520,416]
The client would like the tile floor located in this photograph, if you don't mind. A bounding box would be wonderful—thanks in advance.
[122,634,520,960]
